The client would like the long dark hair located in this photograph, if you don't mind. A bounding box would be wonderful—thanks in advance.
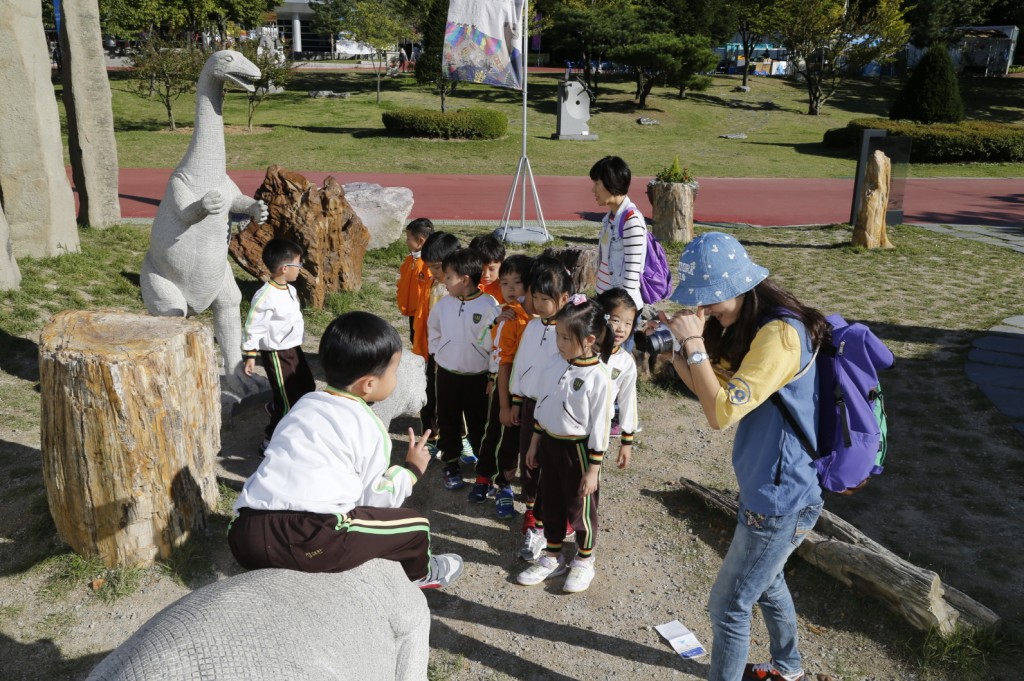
[555,298,615,363]
[703,278,829,369]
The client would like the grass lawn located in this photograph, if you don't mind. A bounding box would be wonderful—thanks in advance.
[84,70,1024,179]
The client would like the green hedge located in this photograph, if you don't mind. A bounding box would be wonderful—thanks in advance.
[381,107,508,139]
[822,118,1024,163]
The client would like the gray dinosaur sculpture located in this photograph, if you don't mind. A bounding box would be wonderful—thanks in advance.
[141,50,268,391]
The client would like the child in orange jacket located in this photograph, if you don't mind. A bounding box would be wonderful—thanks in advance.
[396,218,434,343]
[469,234,506,304]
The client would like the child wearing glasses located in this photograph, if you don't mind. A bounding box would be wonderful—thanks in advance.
[242,238,316,456]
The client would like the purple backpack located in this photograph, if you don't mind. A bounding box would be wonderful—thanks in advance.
[769,313,895,494]
[617,208,672,304]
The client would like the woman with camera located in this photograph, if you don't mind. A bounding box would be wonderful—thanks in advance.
[653,232,826,681]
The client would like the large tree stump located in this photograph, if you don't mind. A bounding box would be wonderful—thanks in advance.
[229,165,371,309]
[677,478,1000,636]
[647,182,695,244]
[39,310,221,568]
[542,246,597,294]
[852,150,894,249]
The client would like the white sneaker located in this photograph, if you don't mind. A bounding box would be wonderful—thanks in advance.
[518,527,545,562]
[517,553,567,586]
[563,557,596,593]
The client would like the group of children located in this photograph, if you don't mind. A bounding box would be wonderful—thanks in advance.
[227,219,640,595]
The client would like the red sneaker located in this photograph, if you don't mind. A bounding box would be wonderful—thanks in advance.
[742,662,805,681]
[565,521,576,541]
[521,509,536,535]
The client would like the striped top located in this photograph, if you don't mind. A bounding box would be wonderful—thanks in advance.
[596,197,647,310]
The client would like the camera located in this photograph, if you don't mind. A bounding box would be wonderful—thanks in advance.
[637,325,675,354]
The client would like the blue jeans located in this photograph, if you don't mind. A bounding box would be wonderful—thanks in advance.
[707,501,823,681]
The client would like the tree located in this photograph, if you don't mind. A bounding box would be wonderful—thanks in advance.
[905,0,995,47]
[546,2,628,99]
[889,46,964,122]
[767,0,910,115]
[414,0,455,111]
[729,0,775,87]
[129,37,206,130]
[237,40,295,131]
[672,35,719,98]
[99,0,273,40]
[310,0,353,56]
[609,33,714,109]
[344,1,408,104]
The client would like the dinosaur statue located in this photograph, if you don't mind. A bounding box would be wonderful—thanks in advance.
[141,50,268,392]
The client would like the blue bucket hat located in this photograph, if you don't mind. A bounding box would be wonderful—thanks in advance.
[668,232,769,307]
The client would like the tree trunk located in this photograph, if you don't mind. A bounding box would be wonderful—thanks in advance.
[676,478,1001,636]
[39,310,222,568]
[852,150,895,249]
[647,182,695,243]
[806,74,823,115]
[541,246,598,294]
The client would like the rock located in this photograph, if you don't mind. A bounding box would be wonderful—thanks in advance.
[229,165,371,309]
[343,182,415,250]
[718,133,747,139]
[309,90,350,98]
[58,0,121,228]
[371,352,427,433]
[86,561,430,681]
[852,149,894,249]
[637,117,660,126]
[0,0,79,257]
[734,85,751,92]
[0,206,21,291]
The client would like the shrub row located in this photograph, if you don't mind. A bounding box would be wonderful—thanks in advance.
[822,118,1024,163]
[381,107,508,139]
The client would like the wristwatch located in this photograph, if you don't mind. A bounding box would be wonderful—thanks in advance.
[686,351,708,367]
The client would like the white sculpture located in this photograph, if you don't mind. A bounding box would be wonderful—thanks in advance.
[141,51,268,392]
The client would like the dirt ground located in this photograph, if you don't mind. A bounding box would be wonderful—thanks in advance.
[0,335,1019,680]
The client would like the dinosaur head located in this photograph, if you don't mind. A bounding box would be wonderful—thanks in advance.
[204,50,261,93]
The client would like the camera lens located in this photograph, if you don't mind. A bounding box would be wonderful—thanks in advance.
[642,327,674,354]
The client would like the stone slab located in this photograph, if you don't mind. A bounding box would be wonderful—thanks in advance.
[0,207,21,290]
[973,334,1024,355]
[974,385,1024,420]
[989,325,1024,337]
[966,362,1024,390]
[968,348,1024,369]
[999,315,1024,329]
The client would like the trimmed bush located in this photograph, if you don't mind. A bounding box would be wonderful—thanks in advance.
[890,47,964,124]
[381,107,508,139]
[822,118,1024,163]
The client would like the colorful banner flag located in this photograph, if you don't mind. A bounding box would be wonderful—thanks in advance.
[443,0,524,90]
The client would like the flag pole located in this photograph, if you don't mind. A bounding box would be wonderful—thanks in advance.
[496,0,550,244]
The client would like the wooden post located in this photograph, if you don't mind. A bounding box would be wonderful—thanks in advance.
[647,182,695,244]
[39,310,221,567]
[852,150,895,249]
[677,478,1000,636]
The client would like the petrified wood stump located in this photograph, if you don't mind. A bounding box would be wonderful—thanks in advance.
[39,310,221,567]
[229,164,371,308]
[542,246,598,294]
[852,150,895,249]
[647,182,695,244]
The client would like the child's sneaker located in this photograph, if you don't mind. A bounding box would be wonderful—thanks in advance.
[413,554,464,589]
[426,440,440,460]
[459,438,477,464]
[518,527,545,562]
[257,437,271,458]
[467,482,490,503]
[742,662,806,681]
[442,465,466,491]
[486,485,498,499]
[516,553,567,586]
[564,521,576,542]
[495,487,518,519]
[562,556,596,593]
[609,421,622,437]
[521,509,536,534]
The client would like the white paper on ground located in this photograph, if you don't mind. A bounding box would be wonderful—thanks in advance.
[655,619,708,659]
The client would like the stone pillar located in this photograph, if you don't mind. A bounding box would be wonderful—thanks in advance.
[0,1,79,257]
[647,182,695,244]
[58,0,121,228]
[852,150,895,250]
[0,206,21,291]
[292,16,303,55]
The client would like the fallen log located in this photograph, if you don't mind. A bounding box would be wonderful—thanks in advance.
[677,478,1000,636]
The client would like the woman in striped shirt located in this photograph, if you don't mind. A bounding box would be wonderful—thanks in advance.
[590,156,647,312]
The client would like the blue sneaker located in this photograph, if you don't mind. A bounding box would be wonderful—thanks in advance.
[495,487,518,519]
[426,440,440,460]
[459,438,477,464]
[467,482,490,503]
[442,465,466,490]
[486,486,498,499]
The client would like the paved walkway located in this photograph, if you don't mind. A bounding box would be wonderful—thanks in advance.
[107,169,1024,229]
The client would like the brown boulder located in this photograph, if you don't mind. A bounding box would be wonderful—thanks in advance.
[229,165,370,308]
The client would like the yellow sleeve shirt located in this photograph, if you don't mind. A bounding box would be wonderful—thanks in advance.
[713,320,803,430]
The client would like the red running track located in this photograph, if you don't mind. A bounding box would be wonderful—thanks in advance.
[106,169,1023,228]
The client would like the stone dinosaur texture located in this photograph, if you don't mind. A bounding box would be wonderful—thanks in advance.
[228,165,371,309]
[0,206,21,291]
[0,0,79,258]
[86,561,430,681]
[343,181,414,250]
[140,51,268,391]
[58,0,121,228]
